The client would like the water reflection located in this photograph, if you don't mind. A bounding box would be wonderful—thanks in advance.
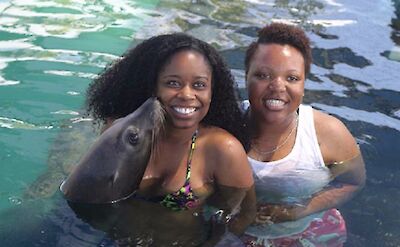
[390,0,400,46]
[383,0,400,62]
[312,47,372,69]
[274,0,324,31]
[25,120,98,200]
[68,199,208,247]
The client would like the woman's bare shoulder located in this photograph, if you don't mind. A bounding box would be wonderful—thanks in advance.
[200,126,244,153]
[313,109,352,140]
[200,126,253,187]
[313,109,359,162]
[313,109,344,131]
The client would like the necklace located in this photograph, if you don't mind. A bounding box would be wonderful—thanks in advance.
[251,113,298,155]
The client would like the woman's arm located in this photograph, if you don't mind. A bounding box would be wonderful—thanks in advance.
[297,110,366,218]
[215,133,256,234]
[256,110,366,223]
[202,132,256,246]
[272,153,366,222]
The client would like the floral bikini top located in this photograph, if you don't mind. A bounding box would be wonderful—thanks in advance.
[160,129,200,211]
[138,130,200,211]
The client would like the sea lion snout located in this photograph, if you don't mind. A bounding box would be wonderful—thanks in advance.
[60,97,164,204]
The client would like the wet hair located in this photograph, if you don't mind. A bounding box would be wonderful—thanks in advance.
[86,33,249,148]
[245,22,312,76]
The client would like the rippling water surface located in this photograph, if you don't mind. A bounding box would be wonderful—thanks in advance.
[0,0,399,246]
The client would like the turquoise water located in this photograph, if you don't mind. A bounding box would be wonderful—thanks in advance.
[0,0,399,246]
[0,0,160,210]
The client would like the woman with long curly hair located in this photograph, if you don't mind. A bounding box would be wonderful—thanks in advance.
[83,33,256,246]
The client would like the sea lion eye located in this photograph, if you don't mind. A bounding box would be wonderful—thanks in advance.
[127,132,139,145]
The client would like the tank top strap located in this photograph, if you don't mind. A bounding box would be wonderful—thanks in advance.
[297,104,325,167]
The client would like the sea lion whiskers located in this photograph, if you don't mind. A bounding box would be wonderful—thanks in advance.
[150,99,165,163]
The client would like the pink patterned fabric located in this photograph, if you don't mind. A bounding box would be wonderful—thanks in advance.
[241,209,347,247]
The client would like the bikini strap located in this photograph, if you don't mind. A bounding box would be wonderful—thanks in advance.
[159,129,200,211]
[185,129,198,181]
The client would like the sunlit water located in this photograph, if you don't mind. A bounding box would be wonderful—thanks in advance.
[0,0,399,246]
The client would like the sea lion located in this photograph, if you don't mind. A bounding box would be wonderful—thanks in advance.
[60,97,164,204]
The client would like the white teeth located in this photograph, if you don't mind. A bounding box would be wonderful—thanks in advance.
[173,107,196,114]
[265,99,285,107]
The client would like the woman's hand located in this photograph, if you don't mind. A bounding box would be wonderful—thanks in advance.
[255,204,307,224]
[203,212,247,247]
[201,217,227,247]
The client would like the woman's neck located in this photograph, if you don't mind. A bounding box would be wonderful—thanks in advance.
[251,112,298,140]
[248,112,299,161]
[161,124,199,144]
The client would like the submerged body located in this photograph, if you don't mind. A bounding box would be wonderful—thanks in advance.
[242,105,348,246]
[60,97,164,204]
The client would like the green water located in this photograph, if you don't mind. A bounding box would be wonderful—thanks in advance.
[0,0,160,211]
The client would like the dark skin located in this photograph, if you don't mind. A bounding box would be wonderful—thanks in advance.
[246,44,366,225]
[99,50,256,245]
[98,124,257,246]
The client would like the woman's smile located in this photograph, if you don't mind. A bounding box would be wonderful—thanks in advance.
[156,50,212,129]
[172,106,198,115]
[263,98,287,110]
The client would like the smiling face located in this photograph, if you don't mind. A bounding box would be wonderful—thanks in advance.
[156,50,212,130]
[246,44,305,124]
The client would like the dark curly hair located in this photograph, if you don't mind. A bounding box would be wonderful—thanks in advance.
[86,33,249,148]
[245,22,312,76]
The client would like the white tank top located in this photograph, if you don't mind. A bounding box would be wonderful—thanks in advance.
[245,104,332,238]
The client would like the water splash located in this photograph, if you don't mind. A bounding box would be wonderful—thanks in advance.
[44,70,97,79]
[50,110,80,116]
[8,196,23,206]
[0,117,53,130]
